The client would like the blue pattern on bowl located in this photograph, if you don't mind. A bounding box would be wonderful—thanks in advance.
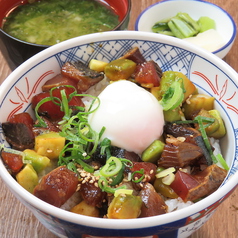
[0,32,237,238]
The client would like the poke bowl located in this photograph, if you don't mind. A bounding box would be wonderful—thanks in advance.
[0,0,131,70]
[0,31,237,238]
[135,0,236,59]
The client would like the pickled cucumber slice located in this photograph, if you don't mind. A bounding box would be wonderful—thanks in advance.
[198,16,216,33]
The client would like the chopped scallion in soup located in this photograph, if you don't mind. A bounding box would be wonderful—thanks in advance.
[3,0,120,45]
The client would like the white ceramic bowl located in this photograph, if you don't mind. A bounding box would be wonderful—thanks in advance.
[0,31,238,238]
[135,0,236,58]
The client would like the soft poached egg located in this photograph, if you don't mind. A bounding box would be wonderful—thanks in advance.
[88,80,164,155]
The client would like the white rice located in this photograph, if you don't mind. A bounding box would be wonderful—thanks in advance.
[210,137,221,155]
[165,198,194,213]
[210,137,224,169]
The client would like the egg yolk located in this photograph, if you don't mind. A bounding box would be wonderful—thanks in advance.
[88,80,164,155]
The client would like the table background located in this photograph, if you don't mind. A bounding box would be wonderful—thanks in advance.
[0,0,237,237]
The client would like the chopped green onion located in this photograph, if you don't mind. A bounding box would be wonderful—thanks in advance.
[120,158,133,168]
[100,137,111,159]
[60,89,73,120]
[0,144,25,161]
[216,153,229,171]
[156,167,175,178]
[175,116,215,126]
[98,176,126,194]
[195,115,218,164]
[162,173,175,185]
[77,159,94,173]
[34,97,52,127]
[66,161,78,173]
[132,169,145,183]
[100,156,123,177]
[33,85,106,174]
[159,80,184,111]
[109,164,125,186]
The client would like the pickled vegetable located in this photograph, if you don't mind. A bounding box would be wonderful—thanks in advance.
[182,94,215,119]
[152,12,216,40]
[158,71,196,102]
[152,12,200,38]
[104,59,137,81]
[194,109,219,136]
[209,110,226,138]
[198,16,216,33]
[168,14,199,38]
[107,194,142,219]
[142,140,165,163]
[176,12,200,34]
[153,177,178,198]
[163,107,184,122]
[152,19,173,36]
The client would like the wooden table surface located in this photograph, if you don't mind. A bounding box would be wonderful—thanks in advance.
[0,0,237,237]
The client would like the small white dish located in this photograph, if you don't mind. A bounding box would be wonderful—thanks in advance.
[135,0,236,58]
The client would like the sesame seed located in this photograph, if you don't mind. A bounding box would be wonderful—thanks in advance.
[89,179,95,183]
[80,172,86,177]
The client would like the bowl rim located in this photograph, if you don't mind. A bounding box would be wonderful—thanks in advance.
[111,0,131,32]
[0,30,238,230]
[134,0,237,55]
[0,0,132,47]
